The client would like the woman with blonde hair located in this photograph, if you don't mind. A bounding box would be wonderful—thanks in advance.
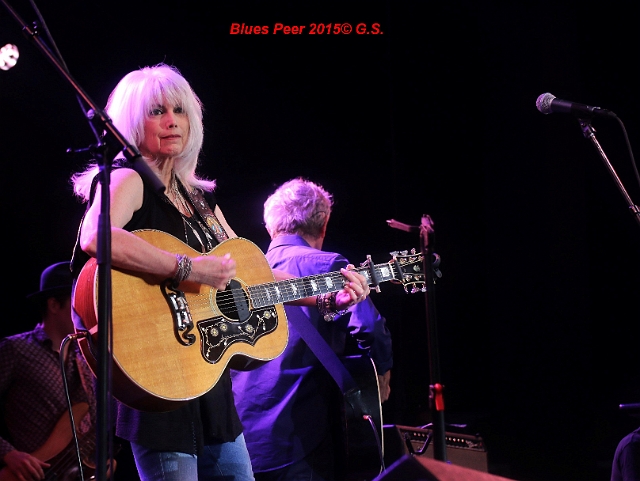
[70,64,370,481]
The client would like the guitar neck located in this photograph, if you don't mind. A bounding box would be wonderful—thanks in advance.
[248,262,398,308]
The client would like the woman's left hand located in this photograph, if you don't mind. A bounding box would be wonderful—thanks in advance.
[335,265,370,310]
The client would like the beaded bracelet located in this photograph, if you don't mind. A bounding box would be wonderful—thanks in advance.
[316,292,349,322]
[173,254,193,283]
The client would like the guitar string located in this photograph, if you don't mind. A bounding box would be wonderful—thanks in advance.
[170,259,420,320]
[210,273,346,309]
[170,256,412,314]
[204,264,394,310]
[44,428,95,480]
[44,434,117,481]
[214,271,349,309]
[186,264,393,315]
[243,263,395,306]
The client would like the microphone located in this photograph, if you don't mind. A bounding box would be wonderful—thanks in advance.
[536,92,617,118]
[0,44,19,71]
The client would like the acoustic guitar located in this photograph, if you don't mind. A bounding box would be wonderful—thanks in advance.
[73,230,424,411]
[333,355,386,481]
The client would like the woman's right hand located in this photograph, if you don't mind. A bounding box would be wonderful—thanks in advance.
[190,253,237,290]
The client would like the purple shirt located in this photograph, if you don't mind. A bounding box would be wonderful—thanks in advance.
[232,234,393,472]
[611,427,640,481]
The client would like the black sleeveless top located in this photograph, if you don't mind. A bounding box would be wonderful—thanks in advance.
[71,169,243,454]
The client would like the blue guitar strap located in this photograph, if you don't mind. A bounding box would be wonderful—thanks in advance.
[286,308,359,395]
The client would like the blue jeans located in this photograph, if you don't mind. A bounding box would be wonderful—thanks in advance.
[131,433,255,481]
[253,432,335,481]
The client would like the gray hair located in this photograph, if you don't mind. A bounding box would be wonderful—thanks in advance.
[263,178,333,239]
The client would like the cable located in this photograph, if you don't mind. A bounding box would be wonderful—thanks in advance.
[58,333,88,481]
[615,116,640,191]
[363,414,386,472]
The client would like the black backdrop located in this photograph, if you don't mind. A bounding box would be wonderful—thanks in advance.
[2,1,640,480]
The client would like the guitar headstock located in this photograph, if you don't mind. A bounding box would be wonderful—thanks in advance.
[390,249,426,293]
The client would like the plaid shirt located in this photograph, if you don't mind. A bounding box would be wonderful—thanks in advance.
[0,323,93,461]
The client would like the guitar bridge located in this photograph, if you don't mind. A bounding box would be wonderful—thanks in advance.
[197,307,279,363]
[161,280,196,346]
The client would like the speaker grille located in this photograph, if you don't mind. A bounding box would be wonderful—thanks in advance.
[383,424,488,473]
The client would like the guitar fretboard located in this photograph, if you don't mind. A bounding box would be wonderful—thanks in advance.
[247,263,398,309]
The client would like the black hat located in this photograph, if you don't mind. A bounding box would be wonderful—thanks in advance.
[26,261,73,301]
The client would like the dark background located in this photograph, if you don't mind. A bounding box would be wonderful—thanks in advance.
[2,1,640,480]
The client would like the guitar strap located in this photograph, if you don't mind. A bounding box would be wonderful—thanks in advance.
[183,187,230,244]
[288,311,385,478]
[286,309,359,395]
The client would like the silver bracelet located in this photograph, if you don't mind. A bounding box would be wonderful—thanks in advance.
[173,254,193,283]
[316,292,349,322]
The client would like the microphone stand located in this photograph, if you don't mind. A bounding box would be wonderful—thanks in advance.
[576,117,640,228]
[387,215,447,462]
[0,2,163,480]
[419,215,447,462]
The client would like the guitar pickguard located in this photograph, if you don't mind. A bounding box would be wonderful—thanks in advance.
[197,306,279,363]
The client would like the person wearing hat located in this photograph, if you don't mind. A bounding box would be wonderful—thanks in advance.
[0,261,96,481]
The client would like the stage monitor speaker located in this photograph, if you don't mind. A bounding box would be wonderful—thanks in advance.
[373,455,516,481]
[383,424,488,473]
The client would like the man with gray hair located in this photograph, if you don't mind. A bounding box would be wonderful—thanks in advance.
[233,177,393,481]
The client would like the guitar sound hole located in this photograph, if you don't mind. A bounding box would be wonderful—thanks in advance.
[216,279,250,322]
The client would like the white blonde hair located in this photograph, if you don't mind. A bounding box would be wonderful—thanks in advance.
[71,63,214,201]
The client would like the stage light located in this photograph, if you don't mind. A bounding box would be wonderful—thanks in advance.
[0,43,19,70]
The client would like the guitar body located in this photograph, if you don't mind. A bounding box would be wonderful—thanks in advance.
[333,356,384,481]
[73,229,423,412]
[0,403,97,481]
[73,230,289,412]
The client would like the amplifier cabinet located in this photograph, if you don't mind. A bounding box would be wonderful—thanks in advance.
[383,424,488,473]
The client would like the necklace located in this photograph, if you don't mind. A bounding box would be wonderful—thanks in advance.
[167,174,215,253]
[169,174,193,216]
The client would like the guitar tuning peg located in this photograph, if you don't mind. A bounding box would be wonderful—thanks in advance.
[400,250,408,256]
[360,256,371,267]
[389,250,398,257]
[410,248,416,255]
